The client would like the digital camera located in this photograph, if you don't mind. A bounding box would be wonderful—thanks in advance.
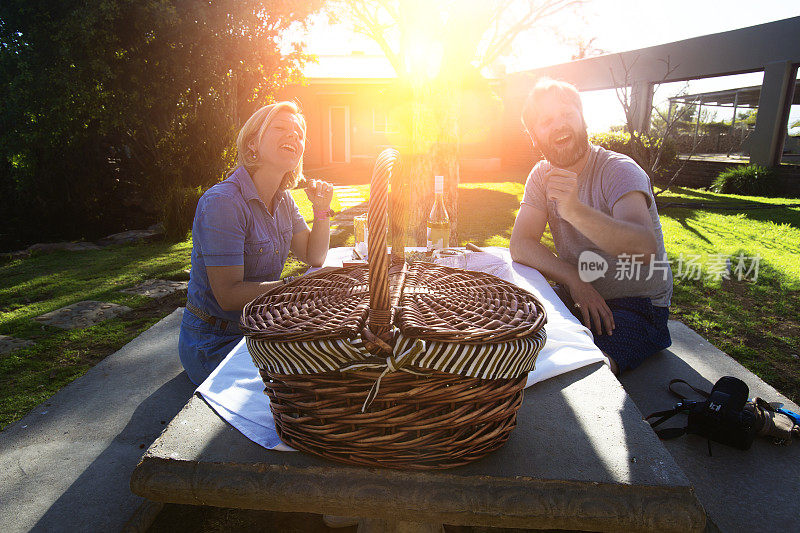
[681,376,758,450]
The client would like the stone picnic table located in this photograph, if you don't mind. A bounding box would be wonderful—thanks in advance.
[131,247,706,531]
[130,360,705,532]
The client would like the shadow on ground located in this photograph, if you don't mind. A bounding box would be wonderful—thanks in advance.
[28,373,195,532]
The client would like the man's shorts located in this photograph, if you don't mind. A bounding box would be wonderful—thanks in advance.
[554,285,671,372]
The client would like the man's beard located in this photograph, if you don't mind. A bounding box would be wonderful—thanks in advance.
[535,127,589,168]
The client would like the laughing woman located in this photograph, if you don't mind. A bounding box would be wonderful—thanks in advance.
[179,102,334,385]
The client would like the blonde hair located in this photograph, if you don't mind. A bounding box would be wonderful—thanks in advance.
[236,101,306,190]
[521,77,585,132]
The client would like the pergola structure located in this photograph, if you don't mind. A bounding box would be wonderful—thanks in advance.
[668,85,800,132]
[507,16,800,167]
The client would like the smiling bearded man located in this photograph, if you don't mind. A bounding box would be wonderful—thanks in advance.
[510,78,673,375]
[531,108,589,168]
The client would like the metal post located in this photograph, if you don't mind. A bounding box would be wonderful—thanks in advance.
[666,98,673,125]
[694,101,702,147]
[750,60,798,167]
[728,92,739,156]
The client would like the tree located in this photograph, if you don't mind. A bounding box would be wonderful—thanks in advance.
[737,109,758,127]
[553,14,605,61]
[567,36,605,60]
[0,0,323,249]
[330,0,582,245]
[610,57,701,196]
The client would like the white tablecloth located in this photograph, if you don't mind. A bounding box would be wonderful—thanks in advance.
[197,247,605,450]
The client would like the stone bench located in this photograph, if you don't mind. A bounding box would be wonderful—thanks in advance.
[620,320,800,532]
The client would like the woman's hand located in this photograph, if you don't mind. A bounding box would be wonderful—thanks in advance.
[305,179,334,210]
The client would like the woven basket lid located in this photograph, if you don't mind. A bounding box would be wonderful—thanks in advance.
[241,263,372,342]
[241,260,546,345]
[397,261,546,343]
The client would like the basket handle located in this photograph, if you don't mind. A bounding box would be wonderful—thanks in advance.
[367,148,405,338]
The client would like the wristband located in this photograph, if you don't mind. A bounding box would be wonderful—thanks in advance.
[313,207,334,221]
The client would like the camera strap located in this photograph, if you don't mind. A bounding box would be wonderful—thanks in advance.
[646,382,719,455]
[667,378,710,401]
[644,379,712,440]
[645,407,688,440]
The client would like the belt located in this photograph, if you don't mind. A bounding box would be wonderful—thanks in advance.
[186,301,232,331]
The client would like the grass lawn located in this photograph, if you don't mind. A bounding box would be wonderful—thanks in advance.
[1,182,798,430]
[0,242,193,429]
[655,187,800,401]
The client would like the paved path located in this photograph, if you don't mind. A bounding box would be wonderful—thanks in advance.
[334,185,367,209]
[4,279,187,358]
[121,279,188,299]
[330,186,367,238]
[621,321,800,533]
[34,300,132,329]
[0,308,193,533]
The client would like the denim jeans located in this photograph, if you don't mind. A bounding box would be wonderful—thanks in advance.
[178,308,243,385]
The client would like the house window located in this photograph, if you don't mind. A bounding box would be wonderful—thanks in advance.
[373,109,396,133]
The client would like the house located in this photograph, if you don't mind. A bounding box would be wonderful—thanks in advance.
[277,54,402,180]
[278,53,528,181]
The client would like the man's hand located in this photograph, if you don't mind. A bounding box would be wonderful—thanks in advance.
[567,279,615,336]
[545,168,581,220]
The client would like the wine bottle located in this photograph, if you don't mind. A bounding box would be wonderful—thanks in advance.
[427,175,450,251]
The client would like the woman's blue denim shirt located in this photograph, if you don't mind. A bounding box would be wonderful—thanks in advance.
[186,166,309,324]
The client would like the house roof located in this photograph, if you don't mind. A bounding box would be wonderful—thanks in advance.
[304,54,397,80]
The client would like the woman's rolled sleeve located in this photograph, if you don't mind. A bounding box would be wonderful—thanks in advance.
[194,193,247,267]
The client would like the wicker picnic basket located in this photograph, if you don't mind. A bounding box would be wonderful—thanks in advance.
[241,149,547,469]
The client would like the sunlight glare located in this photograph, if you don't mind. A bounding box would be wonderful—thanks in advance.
[405,36,443,81]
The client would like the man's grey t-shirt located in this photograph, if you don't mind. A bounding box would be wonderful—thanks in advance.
[522,145,673,307]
